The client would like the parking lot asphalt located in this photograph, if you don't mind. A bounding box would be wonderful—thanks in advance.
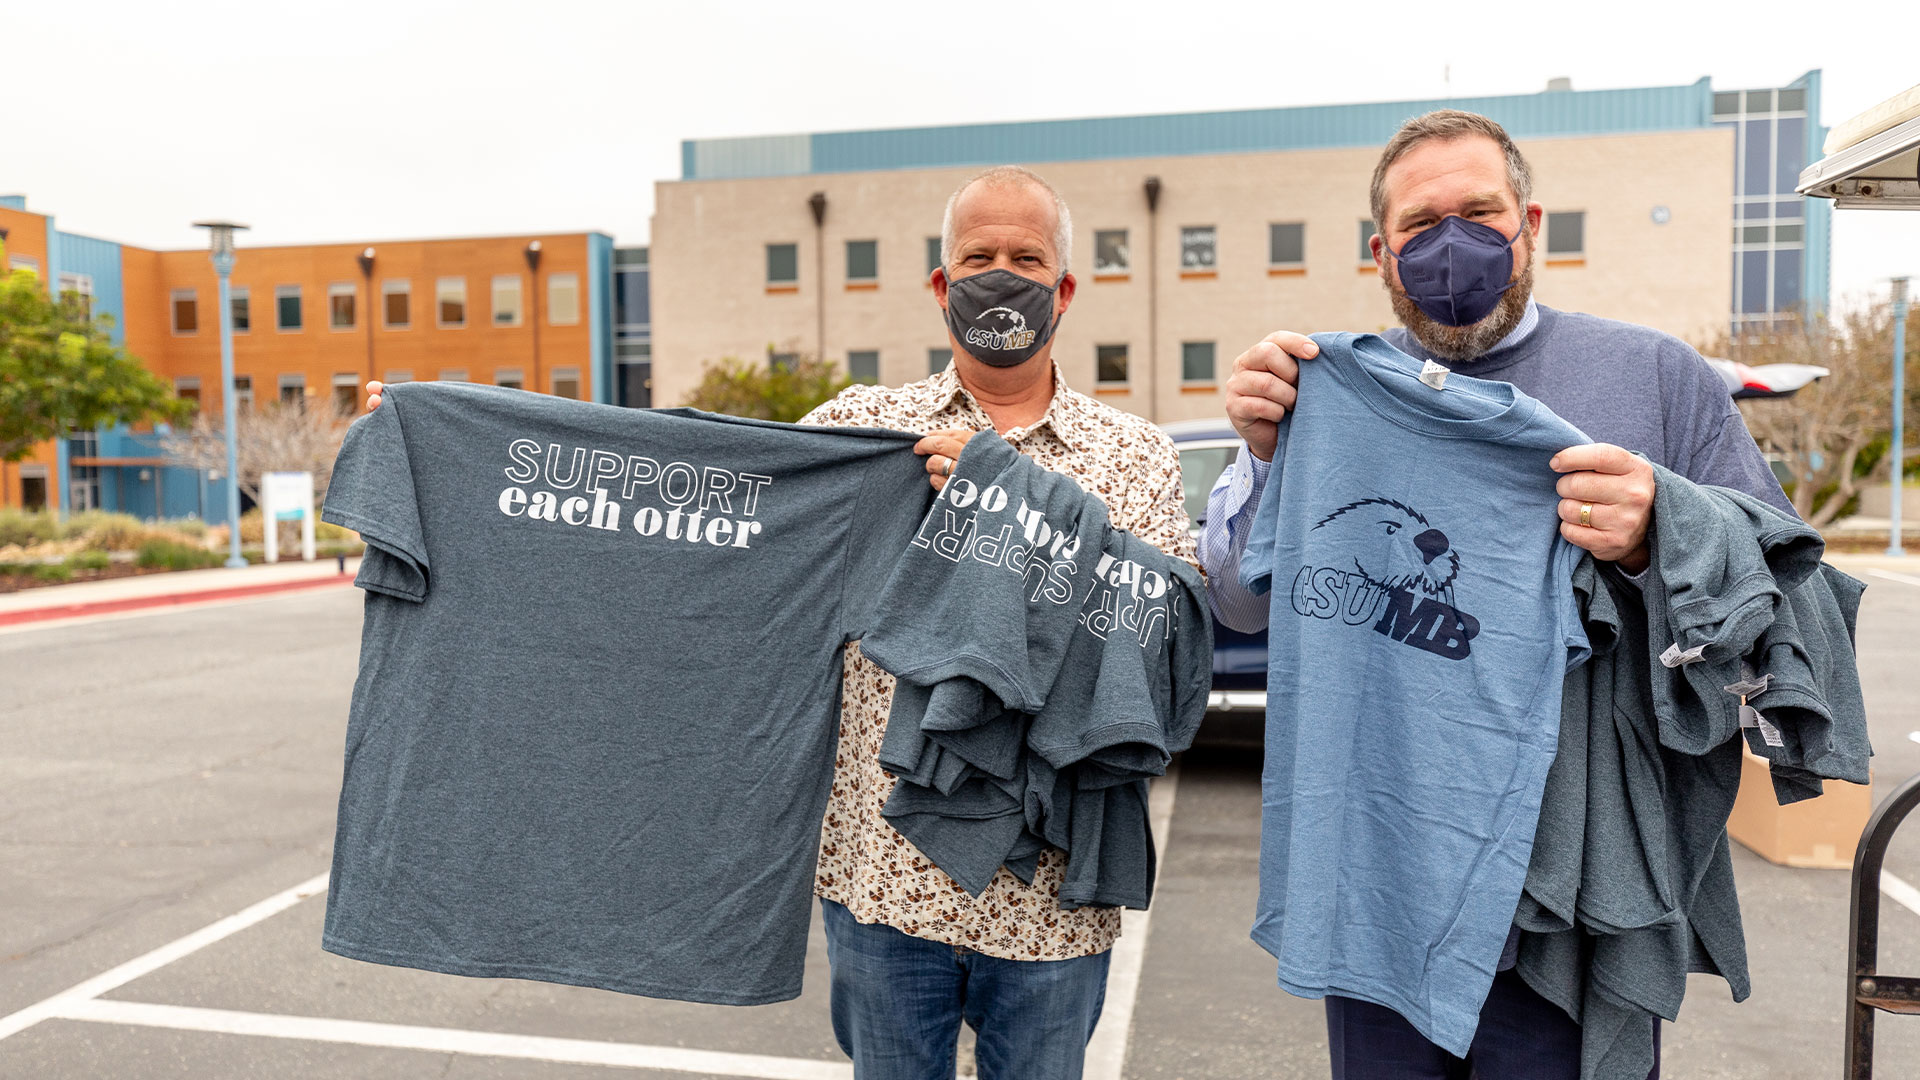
[2,568,1919,1078]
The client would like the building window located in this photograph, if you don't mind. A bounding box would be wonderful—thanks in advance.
[1358,220,1377,263]
[492,274,523,326]
[18,465,47,511]
[929,347,952,374]
[275,286,302,332]
[495,368,525,390]
[1546,211,1585,259]
[382,279,410,328]
[550,366,581,400]
[548,272,580,326]
[925,237,942,278]
[57,272,93,320]
[1179,227,1216,272]
[331,373,359,414]
[329,283,356,330]
[7,255,38,275]
[1094,230,1129,276]
[383,370,412,384]
[848,350,880,384]
[174,376,202,412]
[171,289,198,334]
[767,243,799,286]
[768,351,798,373]
[232,375,253,412]
[437,277,467,328]
[278,373,306,407]
[1182,341,1216,383]
[229,287,250,333]
[1096,344,1129,385]
[1268,223,1305,269]
[438,369,469,383]
[846,240,878,283]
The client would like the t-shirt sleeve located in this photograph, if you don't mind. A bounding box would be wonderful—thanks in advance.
[321,399,430,602]
[837,441,940,639]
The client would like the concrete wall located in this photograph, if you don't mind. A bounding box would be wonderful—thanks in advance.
[652,128,1734,423]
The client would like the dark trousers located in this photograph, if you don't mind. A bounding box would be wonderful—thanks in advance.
[1325,969,1659,1080]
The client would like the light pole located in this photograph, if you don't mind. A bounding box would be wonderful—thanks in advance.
[358,247,376,398]
[1890,277,1910,558]
[525,240,543,393]
[194,220,250,568]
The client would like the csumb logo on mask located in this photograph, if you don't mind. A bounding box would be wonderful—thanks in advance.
[964,306,1037,352]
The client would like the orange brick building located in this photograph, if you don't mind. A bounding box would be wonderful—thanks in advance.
[0,195,616,520]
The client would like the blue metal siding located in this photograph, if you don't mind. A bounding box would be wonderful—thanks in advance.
[1794,70,1831,316]
[52,231,127,345]
[685,79,1716,179]
[588,233,615,405]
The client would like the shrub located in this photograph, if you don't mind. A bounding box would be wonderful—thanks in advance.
[163,517,211,539]
[66,510,153,552]
[29,561,73,583]
[0,508,62,548]
[67,550,111,571]
[136,539,222,571]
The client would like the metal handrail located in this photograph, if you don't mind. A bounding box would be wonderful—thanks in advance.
[1846,771,1920,1078]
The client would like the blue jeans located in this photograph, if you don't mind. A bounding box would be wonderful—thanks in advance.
[1324,969,1660,1080]
[820,898,1112,1080]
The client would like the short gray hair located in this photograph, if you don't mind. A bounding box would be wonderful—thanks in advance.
[1369,110,1533,237]
[939,166,1073,275]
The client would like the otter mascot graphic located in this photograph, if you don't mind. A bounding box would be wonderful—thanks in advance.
[1289,497,1480,661]
[963,307,1038,354]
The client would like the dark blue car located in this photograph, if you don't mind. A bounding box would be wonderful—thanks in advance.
[1161,418,1268,742]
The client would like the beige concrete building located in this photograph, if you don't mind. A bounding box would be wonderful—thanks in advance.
[653,76,1827,423]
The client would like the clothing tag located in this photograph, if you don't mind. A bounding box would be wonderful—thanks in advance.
[1723,673,1772,697]
[1660,642,1708,668]
[1740,704,1786,748]
[1418,359,1451,390]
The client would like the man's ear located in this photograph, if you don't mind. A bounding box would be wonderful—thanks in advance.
[1053,272,1076,317]
[932,267,950,312]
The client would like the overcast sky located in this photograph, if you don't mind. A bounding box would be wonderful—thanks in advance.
[6,0,1916,308]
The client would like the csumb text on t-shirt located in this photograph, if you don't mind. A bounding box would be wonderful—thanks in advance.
[1238,332,1592,1056]
[320,382,933,1006]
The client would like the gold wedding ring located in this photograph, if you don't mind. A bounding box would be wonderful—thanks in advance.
[1578,503,1593,528]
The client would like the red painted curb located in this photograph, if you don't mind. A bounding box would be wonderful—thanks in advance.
[0,573,356,627]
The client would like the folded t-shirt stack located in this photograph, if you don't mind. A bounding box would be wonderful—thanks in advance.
[1515,465,1871,1080]
[859,431,1212,906]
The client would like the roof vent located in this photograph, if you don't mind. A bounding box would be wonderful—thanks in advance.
[1546,77,1573,93]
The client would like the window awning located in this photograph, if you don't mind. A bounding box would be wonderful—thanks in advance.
[1798,82,1920,209]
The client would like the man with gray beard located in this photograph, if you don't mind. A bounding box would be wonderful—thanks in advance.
[1199,109,1788,1079]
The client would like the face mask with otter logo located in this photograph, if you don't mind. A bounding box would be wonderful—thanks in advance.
[943,269,1063,368]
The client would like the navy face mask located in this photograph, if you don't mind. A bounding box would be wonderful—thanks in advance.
[943,268,1062,368]
[1388,216,1523,327]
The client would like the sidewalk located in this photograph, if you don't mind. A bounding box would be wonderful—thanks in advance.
[0,557,362,628]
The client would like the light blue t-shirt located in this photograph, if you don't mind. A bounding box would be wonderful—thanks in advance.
[1239,332,1592,1054]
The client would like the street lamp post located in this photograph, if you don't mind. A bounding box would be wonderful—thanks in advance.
[525,240,543,393]
[194,220,250,568]
[1891,277,1910,558]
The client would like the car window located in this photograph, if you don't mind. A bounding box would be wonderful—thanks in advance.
[1176,445,1237,527]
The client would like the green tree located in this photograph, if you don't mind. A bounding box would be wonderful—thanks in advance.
[0,258,188,462]
[683,352,853,423]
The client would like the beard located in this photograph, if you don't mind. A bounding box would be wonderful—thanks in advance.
[1385,244,1535,364]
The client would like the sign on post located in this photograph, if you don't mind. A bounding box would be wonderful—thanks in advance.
[261,471,316,563]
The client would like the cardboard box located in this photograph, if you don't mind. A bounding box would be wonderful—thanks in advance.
[1727,747,1873,869]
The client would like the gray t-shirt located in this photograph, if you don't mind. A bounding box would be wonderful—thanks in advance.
[319,381,932,1005]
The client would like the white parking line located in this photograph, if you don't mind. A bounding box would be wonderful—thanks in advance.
[0,872,330,1040]
[1883,872,1920,920]
[1083,764,1179,1080]
[46,1000,852,1079]
[1868,568,1920,589]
